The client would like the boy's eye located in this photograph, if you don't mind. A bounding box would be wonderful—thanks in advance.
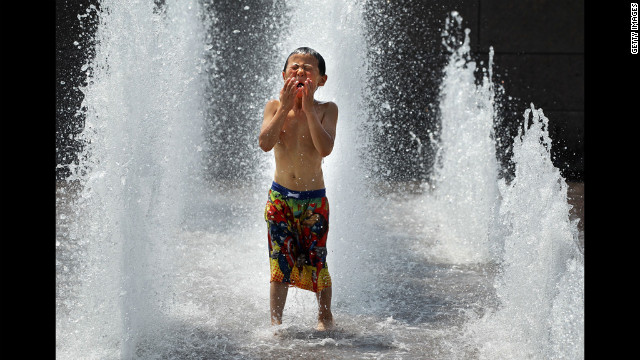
[290,64,313,71]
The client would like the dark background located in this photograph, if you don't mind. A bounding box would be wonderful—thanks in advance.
[56,0,584,183]
[361,0,583,183]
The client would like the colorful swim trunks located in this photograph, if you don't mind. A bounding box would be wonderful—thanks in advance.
[264,181,331,293]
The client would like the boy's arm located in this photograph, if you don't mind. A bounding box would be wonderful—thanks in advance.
[300,78,338,157]
[259,100,286,152]
[260,77,298,152]
[306,102,338,157]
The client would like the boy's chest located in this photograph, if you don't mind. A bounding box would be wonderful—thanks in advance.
[281,112,313,143]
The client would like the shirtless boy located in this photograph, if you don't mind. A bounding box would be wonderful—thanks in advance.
[259,47,338,331]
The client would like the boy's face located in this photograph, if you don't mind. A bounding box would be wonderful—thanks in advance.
[282,53,327,96]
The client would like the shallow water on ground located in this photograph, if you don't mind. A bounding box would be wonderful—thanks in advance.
[56,181,511,359]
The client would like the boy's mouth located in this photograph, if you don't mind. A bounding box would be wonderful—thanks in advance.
[296,82,305,88]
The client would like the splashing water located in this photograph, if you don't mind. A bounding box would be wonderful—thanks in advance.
[417,12,584,358]
[427,11,502,265]
[404,11,584,359]
[463,105,584,360]
[56,2,583,359]
[255,0,385,321]
[57,1,210,358]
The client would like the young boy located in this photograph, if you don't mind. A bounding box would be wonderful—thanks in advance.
[259,47,338,331]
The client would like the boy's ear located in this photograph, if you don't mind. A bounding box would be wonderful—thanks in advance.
[318,74,328,87]
[282,71,287,81]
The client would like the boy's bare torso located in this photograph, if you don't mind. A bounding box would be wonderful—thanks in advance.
[268,100,332,191]
[259,52,338,192]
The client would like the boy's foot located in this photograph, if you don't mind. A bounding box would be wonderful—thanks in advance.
[316,314,334,331]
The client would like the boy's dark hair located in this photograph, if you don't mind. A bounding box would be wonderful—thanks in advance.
[283,47,326,76]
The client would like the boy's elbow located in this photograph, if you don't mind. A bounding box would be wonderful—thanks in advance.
[320,145,334,157]
[259,136,273,152]
[259,140,270,152]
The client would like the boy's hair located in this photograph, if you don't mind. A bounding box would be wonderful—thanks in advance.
[283,47,326,76]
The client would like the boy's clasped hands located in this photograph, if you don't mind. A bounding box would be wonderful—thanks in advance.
[279,76,318,114]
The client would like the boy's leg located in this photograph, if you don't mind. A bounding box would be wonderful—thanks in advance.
[316,286,334,330]
[270,281,289,325]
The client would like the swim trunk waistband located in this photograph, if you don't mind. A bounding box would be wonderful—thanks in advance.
[271,181,326,200]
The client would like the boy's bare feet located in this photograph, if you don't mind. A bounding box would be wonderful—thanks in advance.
[316,286,334,331]
[270,282,288,326]
[316,313,334,331]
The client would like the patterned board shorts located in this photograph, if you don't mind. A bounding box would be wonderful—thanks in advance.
[264,181,331,293]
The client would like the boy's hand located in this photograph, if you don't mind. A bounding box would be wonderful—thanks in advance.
[279,76,299,111]
[300,78,317,114]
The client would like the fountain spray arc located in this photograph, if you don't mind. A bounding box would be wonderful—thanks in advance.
[429,11,584,359]
[463,105,584,360]
[426,11,502,265]
[58,0,211,358]
[271,0,376,313]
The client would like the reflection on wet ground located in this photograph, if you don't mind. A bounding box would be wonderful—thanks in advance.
[56,180,584,359]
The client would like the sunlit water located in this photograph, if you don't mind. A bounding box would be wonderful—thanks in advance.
[56,1,584,359]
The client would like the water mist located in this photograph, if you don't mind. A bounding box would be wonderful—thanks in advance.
[428,11,502,265]
[57,0,210,358]
[463,105,584,360]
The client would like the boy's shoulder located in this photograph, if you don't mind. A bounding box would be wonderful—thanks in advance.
[316,100,338,111]
[317,101,338,125]
[264,98,280,112]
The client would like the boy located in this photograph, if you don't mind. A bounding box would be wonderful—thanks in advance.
[259,47,338,331]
